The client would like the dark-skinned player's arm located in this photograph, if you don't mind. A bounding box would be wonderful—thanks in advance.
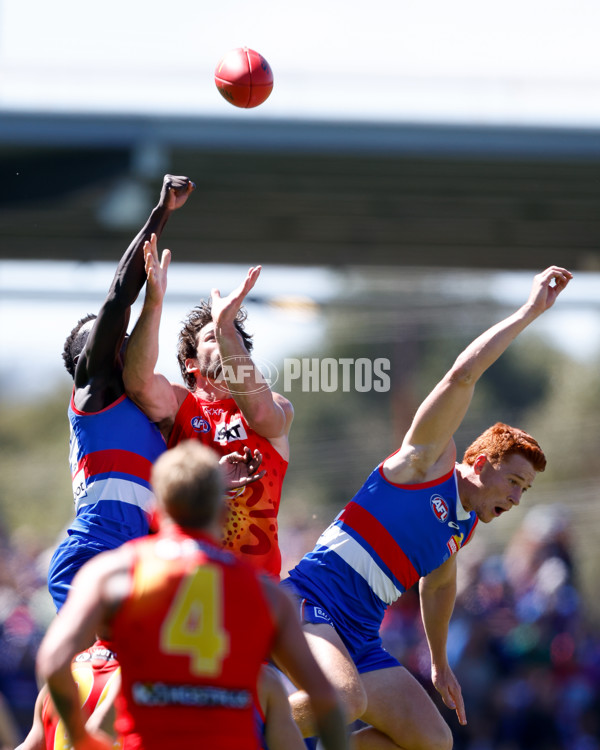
[75,176,194,408]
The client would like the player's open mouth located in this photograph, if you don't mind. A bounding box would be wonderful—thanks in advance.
[494,506,506,516]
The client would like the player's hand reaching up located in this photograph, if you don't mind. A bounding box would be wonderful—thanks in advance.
[211,266,261,331]
[143,233,170,308]
[526,265,572,316]
[159,174,195,212]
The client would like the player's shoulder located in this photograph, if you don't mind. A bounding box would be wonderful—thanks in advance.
[172,382,191,406]
[382,439,456,485]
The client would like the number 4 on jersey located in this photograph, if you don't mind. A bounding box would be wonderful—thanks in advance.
[161,566,230,676]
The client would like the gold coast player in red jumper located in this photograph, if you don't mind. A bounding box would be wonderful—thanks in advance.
[36,442,347,750]
[123,234,293,577]
[17,641,121,750]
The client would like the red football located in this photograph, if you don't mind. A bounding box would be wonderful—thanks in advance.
[214,47,274,109]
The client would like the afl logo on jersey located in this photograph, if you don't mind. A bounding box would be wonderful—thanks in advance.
[191,416,211,433]
[431,494,449,522]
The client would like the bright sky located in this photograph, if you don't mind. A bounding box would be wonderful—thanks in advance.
[2,0,600,125]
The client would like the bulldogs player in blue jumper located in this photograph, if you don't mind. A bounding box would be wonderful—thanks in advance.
[282,266,572,750]
[48,175,194,611]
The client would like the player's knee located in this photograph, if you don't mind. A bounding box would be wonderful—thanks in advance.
[426,720,453,750]
[340,680,367,722]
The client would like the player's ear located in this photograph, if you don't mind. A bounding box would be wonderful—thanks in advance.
[185,358,198,374]
[473,454,487,474]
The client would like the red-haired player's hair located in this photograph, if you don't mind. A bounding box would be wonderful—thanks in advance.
[462,422,546,472]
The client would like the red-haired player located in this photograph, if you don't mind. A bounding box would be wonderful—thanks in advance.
[281,267,572,748]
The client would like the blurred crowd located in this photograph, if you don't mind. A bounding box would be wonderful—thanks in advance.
[0,527,54,748]
[0,504,598,749]
[382,504,600,750]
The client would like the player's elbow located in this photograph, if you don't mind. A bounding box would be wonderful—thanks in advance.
[245,404,289,439]
[446,357,478,389]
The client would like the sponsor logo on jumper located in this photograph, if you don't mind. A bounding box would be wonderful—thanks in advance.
[72,466,87,503]
[446,533,464,556]
[74,647,114,662]
[214,416,248,445]
[309,606,334,627]
[132,682,251,709]
[190,416,210,433]
[204,407,225,417]
[430,495,449,522]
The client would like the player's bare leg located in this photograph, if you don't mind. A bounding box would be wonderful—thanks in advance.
[353,666,452,750]
[285,623,367,737]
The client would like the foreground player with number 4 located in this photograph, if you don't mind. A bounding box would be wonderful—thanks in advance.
[281,266,572,749]
[37,441,348,750]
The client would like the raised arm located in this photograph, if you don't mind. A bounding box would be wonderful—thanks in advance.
[385,266,572,482]
[122,232,185,426]
[211,266,294,440]
[75,175,194,406]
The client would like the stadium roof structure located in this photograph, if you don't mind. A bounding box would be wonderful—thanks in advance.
[2,110,600,270]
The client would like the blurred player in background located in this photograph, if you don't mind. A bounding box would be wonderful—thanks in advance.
[123,233,293,577]
[16,641,121,750]
[23,446,265,748]
[37,441,348,750]
[281,266,572,748]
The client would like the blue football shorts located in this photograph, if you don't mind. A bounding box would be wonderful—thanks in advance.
[281,578,400,674]
[47,532,111,612]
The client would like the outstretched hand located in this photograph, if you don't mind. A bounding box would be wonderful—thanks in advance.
[143,233,171,306]
[159,174,195,212]
[220,447,266,490]
[526,265,572,316]
[211,266,261,329]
